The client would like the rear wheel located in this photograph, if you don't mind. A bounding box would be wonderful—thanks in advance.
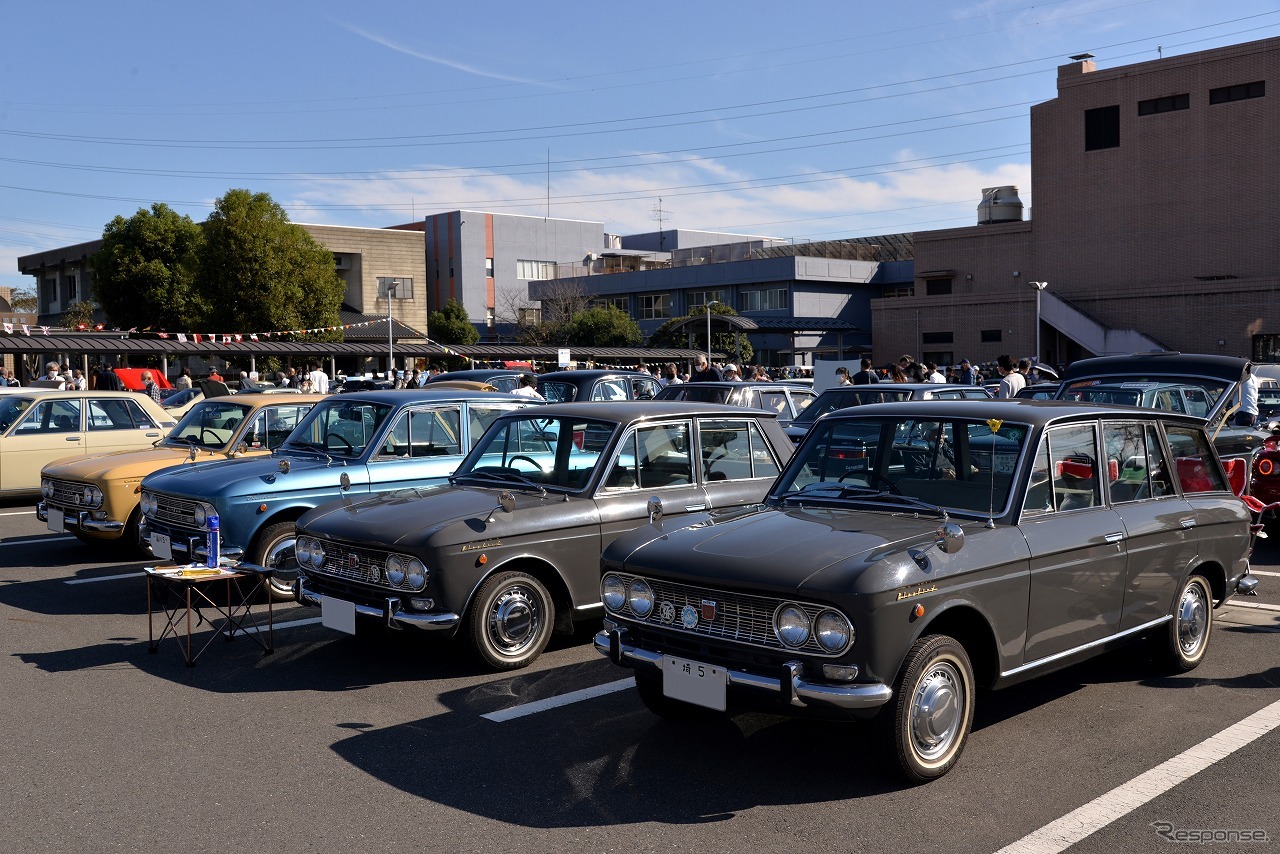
[466,570,554,670]
[247,521,301,601]
[878,634,975,783]
[1153,574,1212,672]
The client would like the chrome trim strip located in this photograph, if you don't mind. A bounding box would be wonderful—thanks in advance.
[296,580,459,631]
[594,629,892,712]
[1000,616,1170,679]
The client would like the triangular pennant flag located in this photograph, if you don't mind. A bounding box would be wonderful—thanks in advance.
[177,333,187,342]
[21,324,29,335]
[2,323,10,334]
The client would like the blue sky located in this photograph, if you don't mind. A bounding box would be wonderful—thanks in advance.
[3,1,1278,296]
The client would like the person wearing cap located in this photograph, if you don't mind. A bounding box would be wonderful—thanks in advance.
[511,373,544,400]
[723,364,742,382]
[958,358,979,386]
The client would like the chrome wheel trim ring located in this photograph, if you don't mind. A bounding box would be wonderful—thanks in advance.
[1177,580,1209,656]
[487,585,542,654]
[909,660,965,763]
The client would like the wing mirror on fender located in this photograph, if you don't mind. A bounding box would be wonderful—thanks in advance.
[647,496,663,528]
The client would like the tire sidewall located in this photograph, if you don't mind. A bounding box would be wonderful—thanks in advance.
[468,570,554,670]
[1166,574,1213,671]
[885,635,975,783]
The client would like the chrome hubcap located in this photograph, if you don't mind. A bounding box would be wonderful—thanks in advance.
[910,661,964,762]
[488,586,541,654]
[1177,582,1208,655]
[264,536,298,591]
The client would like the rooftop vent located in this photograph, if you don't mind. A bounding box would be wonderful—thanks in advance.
[977,186,1024,225]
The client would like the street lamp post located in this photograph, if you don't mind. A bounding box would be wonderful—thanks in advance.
[1029,281,1048,367]
[705,299,721,366]
[387,279,400,381]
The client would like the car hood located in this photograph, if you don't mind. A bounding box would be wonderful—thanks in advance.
[298,484,593,550]
[142,452,354,499]
[42,445,233,484]
[607,504,957,595]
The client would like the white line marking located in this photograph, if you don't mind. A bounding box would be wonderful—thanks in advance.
[1249,569,1280,577]
[994,698,1280,854]
[240,616,322,634]
[66,571,144,585]
[1225,600,1280,613]
[482,677,637,722]
[0,510,37,517]
[0,535,74,547]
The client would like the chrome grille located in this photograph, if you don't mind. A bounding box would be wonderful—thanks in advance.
[45,479,88,508]
[308,537,425,592]
[148,493,200,529]
[608,572,842,657]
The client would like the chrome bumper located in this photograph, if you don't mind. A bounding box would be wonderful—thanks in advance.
[1237,571,1260,596]
[594,627,893,713]
[296,579,460,632]
[138,520,243,561]
[37,502,124,534]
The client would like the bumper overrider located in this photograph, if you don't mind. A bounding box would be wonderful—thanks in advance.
[595,624,893,715]
[295,577,460,632]
[38,501,124,535]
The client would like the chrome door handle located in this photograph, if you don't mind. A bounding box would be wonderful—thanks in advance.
[684,504,707,512]
[65,436,81,442]
[1104,532,1125,544]
[1180,518,1196,530]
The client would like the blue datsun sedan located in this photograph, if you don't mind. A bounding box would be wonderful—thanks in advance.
[138,389,539,597]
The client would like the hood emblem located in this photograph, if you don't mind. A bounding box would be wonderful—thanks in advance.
[680,605,699,629]
[347,554,360,572]
[699,599,717,622]
[659,602,676,624]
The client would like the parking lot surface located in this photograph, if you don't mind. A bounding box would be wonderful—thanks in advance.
[0,497,1276,853]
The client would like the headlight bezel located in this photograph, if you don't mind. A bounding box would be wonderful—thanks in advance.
[601,573,626,611]
[814,609,854,654]
[626,578,655,618]
[773,603,812,648]
[385,554,406,587]
[405,558,427,590]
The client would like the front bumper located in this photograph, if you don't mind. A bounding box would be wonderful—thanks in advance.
[139,520,244,562]
[38,502,124,536]
[595,626,893,715]
[296,578,460,632]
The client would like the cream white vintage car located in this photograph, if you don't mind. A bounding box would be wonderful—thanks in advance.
[0,390,179,496]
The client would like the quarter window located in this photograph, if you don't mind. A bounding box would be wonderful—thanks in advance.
[1023,424,1101,514]
[604,422,693,489]
[700,419,780,481]
[1164,426,1227,493]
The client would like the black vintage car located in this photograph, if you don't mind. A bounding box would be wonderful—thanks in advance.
[596,400,1255,782]
[294,401,793,669]
[536,369,663,402]
[655,381,817,428]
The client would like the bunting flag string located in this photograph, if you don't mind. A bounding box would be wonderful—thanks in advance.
[0,317,393,340]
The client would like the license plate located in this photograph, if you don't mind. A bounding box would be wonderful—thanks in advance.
[47,510,65,533]
[662,655,727,711]
[150,533,172,561]
[320,595,357,635]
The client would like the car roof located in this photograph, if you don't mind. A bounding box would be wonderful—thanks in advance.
[537,370,654,381]
[425,369,524,382]
[495,400,782,421]
[818,398,1211,429]
[316,389,529,404]
[1061,352,1248,384]
[203,392,327,405]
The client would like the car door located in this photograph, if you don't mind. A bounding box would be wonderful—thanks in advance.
[595,419,708,545]
[84,396,165,456]
[1164,422,1245,568]
[1,397,85,492]
[696,417,784,507]
[1017,422,1129,663]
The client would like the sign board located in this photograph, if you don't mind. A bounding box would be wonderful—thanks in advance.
[558,348,572,368]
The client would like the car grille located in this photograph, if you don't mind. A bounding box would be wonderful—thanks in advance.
[606,572,843,657]
[45,479,89,508]
[307,537,426,592]
[148,493,201,529]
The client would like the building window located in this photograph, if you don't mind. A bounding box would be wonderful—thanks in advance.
[485,257,494,277]
[517,307,541,325]
[516,259,557,280]
[738,288,788,312]
[922,331,953,345]
[925,278,952,296]
[687,290,725,310]
[1137,93,1189,115]
[1209,81,1264,104]
[882,285,915,298]
[1084,105,1120,151]
[638,293,671,320]
[981,329,1002,343]
[66,275,78,301]
[923,351,954,367]
[378,277,413,299]
[591,296,629,312]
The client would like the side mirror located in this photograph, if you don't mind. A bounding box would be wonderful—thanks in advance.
[647,496,664,527]
[936,522,965,554]
[278,459,291,474]
[188,445,198,462]
[340,471,352,491]
[486,491,516,524]
[232,442,248,458]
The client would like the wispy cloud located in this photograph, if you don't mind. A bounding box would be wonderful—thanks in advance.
[334,19,550,86]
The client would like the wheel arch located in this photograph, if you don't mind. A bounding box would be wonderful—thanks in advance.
[1187,559,1226,604]
[915,603,1001,690]
[469,555,576,634]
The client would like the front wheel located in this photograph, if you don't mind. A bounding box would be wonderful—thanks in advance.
[878,634,975,783]
[1153,574,1213,673]
[466,570,554,671]
[247,521,301,601]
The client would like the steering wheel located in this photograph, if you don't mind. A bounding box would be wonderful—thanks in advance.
[200,427,221,445]
[325,431,355,453]
[507,454,541,471]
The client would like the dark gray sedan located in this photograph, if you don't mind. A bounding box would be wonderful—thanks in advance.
[596,400,1255,782]
[294,402,793,669]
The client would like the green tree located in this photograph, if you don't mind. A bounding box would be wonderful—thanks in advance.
[197,189,345,341]
[568,305,643,347]
[63,300,98,330]
[90,203,206,330]
[8,286,37,312]
[648,303,753,364]
[428,298,480,345]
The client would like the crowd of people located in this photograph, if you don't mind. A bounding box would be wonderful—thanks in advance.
[831,353,1052,398]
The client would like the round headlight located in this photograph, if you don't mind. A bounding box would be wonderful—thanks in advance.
[310,540,325,568]
[385,554,406,587]
[405,559,427,590]
[85,485,102,508]
[627,578,655,618]
[192,504,208,528]
[41,479,54,499]
[774,604,812,648]
[814,610,854,653]
[139,493,153,516]
[296,537,313,567]
[601,574,626,611]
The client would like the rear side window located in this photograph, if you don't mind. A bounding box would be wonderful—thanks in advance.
[1023,424,1101,514]
[89,398,146,431]
[1103,422,1175,502]
[1164,425,1227,493]
[700,419,781,482]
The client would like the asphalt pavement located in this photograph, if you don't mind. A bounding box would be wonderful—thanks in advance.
[0,497,1276,854]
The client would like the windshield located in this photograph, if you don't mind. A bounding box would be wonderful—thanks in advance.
[283,399,394,457]
[772,416,1029,515]
[1061,377,1228,418]
[790,388,912,427]
[164,401,255,450]
[454,414,616,491]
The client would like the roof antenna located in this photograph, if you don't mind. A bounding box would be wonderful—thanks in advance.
[985,418,1003,528]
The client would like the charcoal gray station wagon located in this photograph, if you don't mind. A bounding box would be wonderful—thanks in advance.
[293,402,793,670]
[596,400,1256,781]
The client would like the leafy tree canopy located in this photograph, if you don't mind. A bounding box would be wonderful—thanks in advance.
[7,286,37,312]
[197,189,346,341]
[568,305,643,347]
[90,203,206,331]
[428,298,480,345]
[647,302,753,364]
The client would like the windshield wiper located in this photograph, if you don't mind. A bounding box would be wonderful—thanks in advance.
[856,490,948,518]
[780,482,947,518]
[453,469,547,495]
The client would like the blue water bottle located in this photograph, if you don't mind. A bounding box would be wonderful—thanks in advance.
[206,513,220,568]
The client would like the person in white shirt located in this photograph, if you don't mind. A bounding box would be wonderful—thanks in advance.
[996,354,1025,398]
[307,364,330,394]
[925,361,946,383]
[510,374,543,399]
[723,364,743,382]
[661,363,683,387]
[1237,363,1260,426]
